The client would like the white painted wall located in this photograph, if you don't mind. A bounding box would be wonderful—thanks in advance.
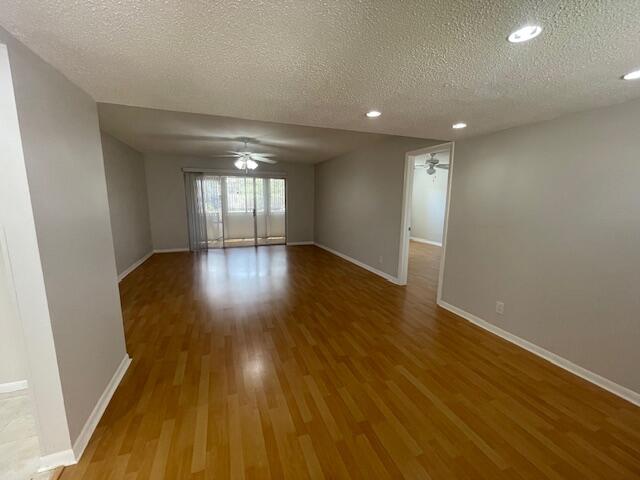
[1,27,128,456]
[411,153,449,245]
[442,98,640,395]
[0,228,28,387]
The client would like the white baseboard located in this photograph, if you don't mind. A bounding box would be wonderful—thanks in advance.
[38,449,76,472]
[437,300,640,407]
[72,354,132,461]
[153,248,189,253]
[287,241,314,246]
[117,251,153,282]
[410,237,442,247]
[313,243,402,285]
[0,379,28,393]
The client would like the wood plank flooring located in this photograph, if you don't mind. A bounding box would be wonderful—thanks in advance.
[61,242,640,479]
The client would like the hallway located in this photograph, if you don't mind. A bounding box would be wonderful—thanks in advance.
[61,244,640,479]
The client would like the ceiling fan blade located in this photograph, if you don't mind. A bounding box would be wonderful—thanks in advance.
[211,154,241,158]
[252,156,278,164]
[435,164,449,169]
[252,153,276,158]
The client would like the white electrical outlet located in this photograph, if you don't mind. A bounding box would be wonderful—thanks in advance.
[496,301,505,315]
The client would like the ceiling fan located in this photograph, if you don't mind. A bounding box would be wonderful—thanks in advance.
[416,153,449,175]
[213,138,277,170]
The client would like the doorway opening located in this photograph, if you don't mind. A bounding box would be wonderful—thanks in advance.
[398,143,454,300]
[185,173,287,250]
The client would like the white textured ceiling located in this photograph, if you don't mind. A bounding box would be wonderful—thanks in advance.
[98,103,394,163]
[2,1,640,140]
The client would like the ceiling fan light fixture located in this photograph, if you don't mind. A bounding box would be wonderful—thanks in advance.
[508,25,542,43]
[246,159,258,170]
[623,69,640,80]
[366,110,382,118]
[234,159,245,170]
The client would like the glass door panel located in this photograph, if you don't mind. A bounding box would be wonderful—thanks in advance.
[257,178,286,245]
[255,178,268,245]
[223,176,256,247]
[202,176,223,248]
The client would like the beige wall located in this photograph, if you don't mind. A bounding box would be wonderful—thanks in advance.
[442,98,640,394]
[101,133,152,275]
[1,27,128,451]
[144,154,315,249]
[314,136,438,278]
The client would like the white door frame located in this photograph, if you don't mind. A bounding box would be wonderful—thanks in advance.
[397,141,455,303]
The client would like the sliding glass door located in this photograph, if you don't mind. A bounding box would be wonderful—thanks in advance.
[223,176,257,247]
[256,178,286,246]
[185,173,286,250]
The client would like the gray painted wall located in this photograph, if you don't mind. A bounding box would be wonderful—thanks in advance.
[1,27,128,448]
[315,136,438,278]
[144,154,315,249]
[442,98,640,394]
[1,36,71,456]
[101,133,153,275]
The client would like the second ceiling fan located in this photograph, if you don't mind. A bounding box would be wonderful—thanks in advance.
[416,153,449,175]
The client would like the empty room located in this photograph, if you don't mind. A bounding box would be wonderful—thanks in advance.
[1,2,639,479]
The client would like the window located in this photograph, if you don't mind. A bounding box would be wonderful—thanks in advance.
[225,177,254,213]
[202,176,222,217]
[270,178,285,213]
[221,177,284,214]
[255,178,265,213]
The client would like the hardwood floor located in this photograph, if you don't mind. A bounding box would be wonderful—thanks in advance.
[61,242,640,479]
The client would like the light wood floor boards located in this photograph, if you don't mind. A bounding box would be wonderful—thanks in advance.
[60,242,640,479]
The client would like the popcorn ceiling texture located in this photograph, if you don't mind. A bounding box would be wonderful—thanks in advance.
[1,0,639,140]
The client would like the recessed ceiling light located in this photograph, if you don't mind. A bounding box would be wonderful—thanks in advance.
[366,110,382,118]
[452,122,467,129]
[508,25,542,43]
[622,69,640,80]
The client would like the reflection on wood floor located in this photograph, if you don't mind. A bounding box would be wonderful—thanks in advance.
[61,242,640,479]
